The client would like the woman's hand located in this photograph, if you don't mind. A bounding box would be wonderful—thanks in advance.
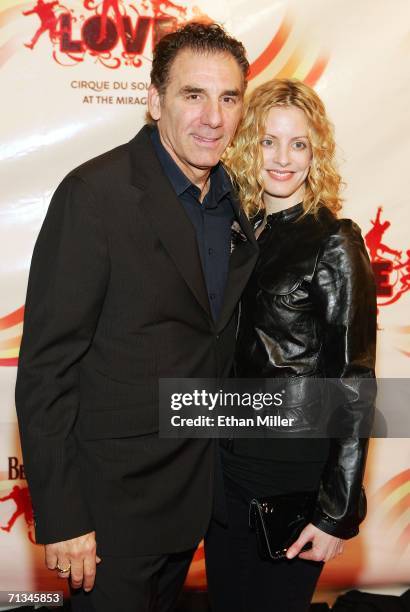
[286,523,344,562]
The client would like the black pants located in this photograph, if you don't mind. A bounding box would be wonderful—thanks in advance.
[205,449,324,612]
[69,549,194,612]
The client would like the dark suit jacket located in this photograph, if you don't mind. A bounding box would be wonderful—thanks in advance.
[15,125,258,555]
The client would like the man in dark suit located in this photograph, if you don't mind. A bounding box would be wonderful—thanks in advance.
[15,22,258,612]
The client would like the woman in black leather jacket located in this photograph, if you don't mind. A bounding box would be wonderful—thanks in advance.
[205,79,377,611]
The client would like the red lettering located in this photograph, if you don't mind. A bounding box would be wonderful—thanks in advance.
[83,15,118,53]
[8,457,21,480]
[372,261,393,297]
[60,13,83,53]
[123,16,152,54]
[58,13,179,56]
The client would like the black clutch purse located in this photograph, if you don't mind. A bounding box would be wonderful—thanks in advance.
[249,491,316,560]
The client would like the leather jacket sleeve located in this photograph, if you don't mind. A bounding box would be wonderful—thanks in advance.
[310,219,377,539]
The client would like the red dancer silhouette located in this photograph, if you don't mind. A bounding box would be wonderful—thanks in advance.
[365,206,402,261]
[0,486,34,541]
[97,0,126,45]
[23,0,60,50]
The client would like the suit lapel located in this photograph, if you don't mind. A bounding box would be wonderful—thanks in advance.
[128,127,212,318]
[217,196,259,333]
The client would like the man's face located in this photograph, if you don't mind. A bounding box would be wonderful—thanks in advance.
[148,49,244,183]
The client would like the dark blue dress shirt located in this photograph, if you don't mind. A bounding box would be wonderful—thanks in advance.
[151,128,235,321]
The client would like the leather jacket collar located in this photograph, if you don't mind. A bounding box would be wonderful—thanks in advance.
[265,201,304,224]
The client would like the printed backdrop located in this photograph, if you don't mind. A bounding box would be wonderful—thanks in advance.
[0,0,409,595]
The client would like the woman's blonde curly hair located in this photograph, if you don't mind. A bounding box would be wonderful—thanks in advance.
[224,78,343,218]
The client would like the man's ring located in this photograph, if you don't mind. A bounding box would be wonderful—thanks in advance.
[56,562,71,573]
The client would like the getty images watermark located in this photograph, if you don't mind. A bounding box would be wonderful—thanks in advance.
[159,377,382,438]
[169,388,293,429]
[158,377,410,438]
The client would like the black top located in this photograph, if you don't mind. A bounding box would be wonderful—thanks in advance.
[151,128,234,321]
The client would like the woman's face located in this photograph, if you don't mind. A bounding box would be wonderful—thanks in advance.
[260,105,312,208]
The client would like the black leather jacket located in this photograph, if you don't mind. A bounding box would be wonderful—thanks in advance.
[235,202,377,539]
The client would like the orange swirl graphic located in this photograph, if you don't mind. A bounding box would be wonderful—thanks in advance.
[248,14,291,80]
[184,539,206,590]
[0,306,24,366]
[305,55,329,87]
[0,3,25,28]
[371,469,410,554]
[248,10,329,89]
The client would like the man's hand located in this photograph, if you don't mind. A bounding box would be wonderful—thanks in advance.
[286,523,344,563]
[45,531,101,591]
